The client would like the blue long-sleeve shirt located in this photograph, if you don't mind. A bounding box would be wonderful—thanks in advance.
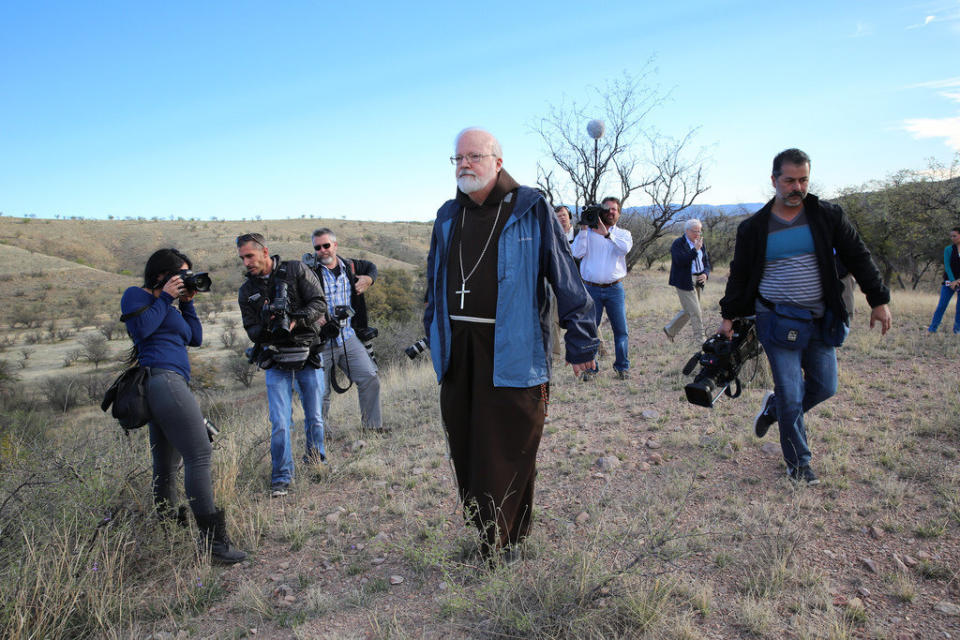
[121,286,202,381]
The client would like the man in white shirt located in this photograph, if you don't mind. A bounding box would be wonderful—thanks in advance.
[570,197,634,379]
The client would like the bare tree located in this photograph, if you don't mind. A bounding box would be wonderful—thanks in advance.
[534,68,709,270]
[79,333,110,369]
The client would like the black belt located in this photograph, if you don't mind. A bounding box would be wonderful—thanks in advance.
[584,278,622,288]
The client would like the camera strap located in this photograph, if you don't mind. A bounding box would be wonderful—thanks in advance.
[327,339,354,394]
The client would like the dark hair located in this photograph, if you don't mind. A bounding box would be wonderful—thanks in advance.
[952,226,960,234]
[143,248,191,289]
[601,197,621,208]
[236,232,266,248]
[772,148,811,178]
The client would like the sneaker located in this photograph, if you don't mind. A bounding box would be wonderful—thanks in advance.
[753,391,777,438]
[581,369,597,382]
[662,327,674,343]
[270,482,289,498]
[788,465,820,486]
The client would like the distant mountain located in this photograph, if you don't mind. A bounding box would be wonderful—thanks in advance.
[621,203,765,218]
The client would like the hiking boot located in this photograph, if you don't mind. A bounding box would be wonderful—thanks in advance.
[616,369,630,380]
[662,327,674,343]
[753,391,777,438]
[270,482,289,498]
[194,509,247,565]
[788,465,820,486]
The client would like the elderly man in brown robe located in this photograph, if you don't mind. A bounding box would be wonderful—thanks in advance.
[423,128,598,562]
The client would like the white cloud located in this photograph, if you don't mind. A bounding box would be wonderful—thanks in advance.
[852,21,873,37]
[903,116,960,151]
[905,76,960,90]
[941,91,960,103]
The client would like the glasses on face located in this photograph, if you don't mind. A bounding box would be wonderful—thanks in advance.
[314,243,332,251]
[236,233,265,248]
[449,153,495,166]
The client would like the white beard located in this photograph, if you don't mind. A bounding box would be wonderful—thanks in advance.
[320,255,336,266]
[457,172,493,194]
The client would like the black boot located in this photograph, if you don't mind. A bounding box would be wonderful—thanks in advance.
[194,509,247,565]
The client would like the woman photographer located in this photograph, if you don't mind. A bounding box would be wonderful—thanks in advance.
[121,248,246,564]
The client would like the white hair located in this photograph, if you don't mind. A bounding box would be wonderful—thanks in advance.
[454,127,502,159]
[684,218,702,231]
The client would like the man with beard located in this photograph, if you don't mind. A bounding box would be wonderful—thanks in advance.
[307,227,386,434]
[719,148,891,485]
[424,127,598,561]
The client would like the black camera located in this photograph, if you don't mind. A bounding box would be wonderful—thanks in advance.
[162,269,211,293]
[405,338,428,360]
[693,271,706,290]
[264,281,293,338]
[682,319,763,408]
[579,205,606,229]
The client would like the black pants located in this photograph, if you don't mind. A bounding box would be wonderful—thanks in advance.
[440,322,545,554]
[146,368,215,516]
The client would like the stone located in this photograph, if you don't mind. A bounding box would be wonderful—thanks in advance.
[903,555,918,567]
[916,550,932,561]
[274,584,293,598]
[760,442,780,457]
[249,629,257,635]
[869,525,883,540]
[645,438,662,449]
[350,439,366,451]
[648,453,663,465]
[935,601,960,616]
[858,587,871,598]
[371,557,385,565]
[892,554,909,573]
[641,409,660,420]
[597,455,621,471]
[412,467,425,475]
[325,511,341,524]
[847,597,864,610]
[279,561,290,570]
[575,511,590,525]
[638,461,651,471]
[283,595,296,604]
[859,557,878,573]
[390,575,404,585]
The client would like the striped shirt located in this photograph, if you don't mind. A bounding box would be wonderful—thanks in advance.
[319,258,355,345]
[757,209,825,317]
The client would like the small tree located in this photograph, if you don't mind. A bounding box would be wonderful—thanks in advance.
[228,352,257,388]
[534,67,709,270]
[79,333,110,369]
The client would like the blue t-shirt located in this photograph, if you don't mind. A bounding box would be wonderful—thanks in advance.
[121,287,202,381]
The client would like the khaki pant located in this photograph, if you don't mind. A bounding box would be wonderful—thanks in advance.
[664,287,704,341]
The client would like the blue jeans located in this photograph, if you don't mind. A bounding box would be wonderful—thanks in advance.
[585,282,629,372]
[927,284,960,333]
[756,312,837,470]
[264,366,325,484]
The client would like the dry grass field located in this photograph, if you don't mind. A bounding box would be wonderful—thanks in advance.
[1,217,959,639]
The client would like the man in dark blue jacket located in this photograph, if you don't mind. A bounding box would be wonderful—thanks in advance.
[718,148,891,486]
[664,218,711,342]
[424,127,598,561]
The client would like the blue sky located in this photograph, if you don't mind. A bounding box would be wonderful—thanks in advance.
[1,1,958,222]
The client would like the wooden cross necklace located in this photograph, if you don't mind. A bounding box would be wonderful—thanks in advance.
[456,199,503,310]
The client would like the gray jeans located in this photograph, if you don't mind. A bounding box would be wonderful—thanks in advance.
[321,332,382,430]
[146,368,215,516]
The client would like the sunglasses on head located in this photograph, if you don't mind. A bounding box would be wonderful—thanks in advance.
[236,233,265,248]
[314,243,332,251]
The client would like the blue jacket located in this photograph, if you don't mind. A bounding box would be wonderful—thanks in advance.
[668,234,711,291]
[121,287,201,381]
[424,185,598,387]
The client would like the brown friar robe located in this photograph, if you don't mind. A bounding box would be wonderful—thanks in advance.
[441,169,546,557]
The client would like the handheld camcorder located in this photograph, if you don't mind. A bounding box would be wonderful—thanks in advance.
[579,204,606,229]
[264,281,294,338]
[682,318,763,408]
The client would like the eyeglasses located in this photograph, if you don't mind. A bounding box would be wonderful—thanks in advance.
[314,243,332,251]
[236,233,265,248]
[449,153,495,166]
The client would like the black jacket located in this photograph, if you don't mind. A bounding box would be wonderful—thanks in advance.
[309,257,377,330]
[238,256,327,346]
[719,194,889,322]
[669,234,712,291]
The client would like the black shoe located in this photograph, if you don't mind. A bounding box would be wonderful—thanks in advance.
[788,465,820,486]
[194,509,247,565]
[753,391,777,438]
[616,369,629,380]
[270,482,289,498]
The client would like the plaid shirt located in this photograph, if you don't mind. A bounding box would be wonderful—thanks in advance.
[319,257,355,345]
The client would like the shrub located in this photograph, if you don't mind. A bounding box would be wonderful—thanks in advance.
[79,333,111,369]
[228,352,257,388]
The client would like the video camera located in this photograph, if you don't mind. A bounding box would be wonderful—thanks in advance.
[682,318,763,408]
[579,205,606,229]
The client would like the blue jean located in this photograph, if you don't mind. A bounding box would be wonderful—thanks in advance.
[585,282,629,372]
[264,365,325,484]
[927,284,960,333]
[756,312,837,470]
